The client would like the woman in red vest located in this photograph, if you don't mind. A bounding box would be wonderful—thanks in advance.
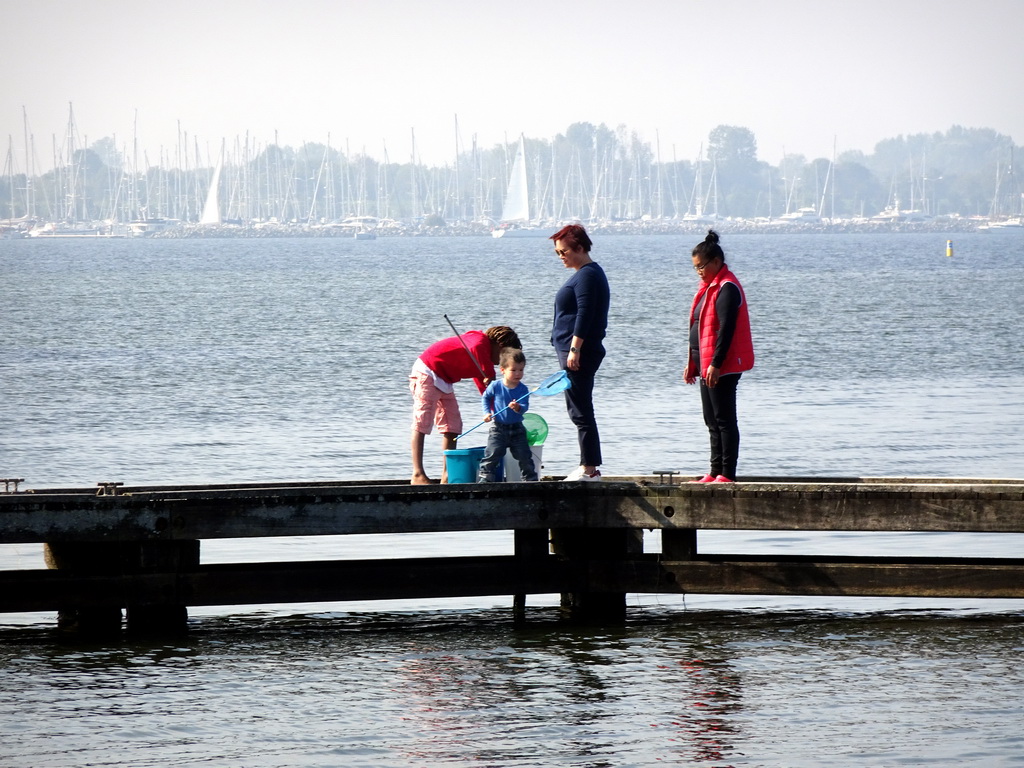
[683,230,754,482]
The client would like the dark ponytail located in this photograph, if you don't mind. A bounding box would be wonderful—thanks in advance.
[692,228,724,262]
[485,325,521,350]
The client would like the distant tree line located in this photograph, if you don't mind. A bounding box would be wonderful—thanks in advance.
[2,123,1020,224]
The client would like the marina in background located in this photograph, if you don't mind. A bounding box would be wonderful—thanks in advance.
[3,108,1022,239]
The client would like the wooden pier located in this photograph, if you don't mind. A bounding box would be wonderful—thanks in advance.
[1,475,1023,634]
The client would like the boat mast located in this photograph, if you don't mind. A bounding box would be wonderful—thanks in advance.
[411,128,419,220]
[22,107,33,219]
[64,102,77,223]
[832,137,837,220]
[131,111,140,221]
[453,114,461,223]
[4,135,15,221]
[655,130,663,220]
[691,144,703,218]
[672,144,686,219]
[817,138,835,220]
[381,140,391,220]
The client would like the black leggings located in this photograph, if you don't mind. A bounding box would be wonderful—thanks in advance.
[699,372,742,479]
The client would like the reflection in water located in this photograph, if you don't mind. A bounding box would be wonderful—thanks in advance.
[667,657,742,765]
[393,631,630,765]
[1,608,1023,766]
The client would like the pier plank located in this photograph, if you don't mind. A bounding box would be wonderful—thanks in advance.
[3,479,1024,543]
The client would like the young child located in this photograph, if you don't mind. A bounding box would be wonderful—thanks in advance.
[477,348,539,482]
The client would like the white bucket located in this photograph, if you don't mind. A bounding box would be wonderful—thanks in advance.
[503,445,543,481]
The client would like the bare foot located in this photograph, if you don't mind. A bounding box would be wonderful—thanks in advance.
[411,472,433,485]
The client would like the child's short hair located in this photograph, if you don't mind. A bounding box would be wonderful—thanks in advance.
[499,347,526,368]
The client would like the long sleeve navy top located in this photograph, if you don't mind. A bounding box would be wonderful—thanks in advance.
[551,262,610,353]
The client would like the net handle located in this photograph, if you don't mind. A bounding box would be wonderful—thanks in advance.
[456,371,570,441]
[443,314,487,380]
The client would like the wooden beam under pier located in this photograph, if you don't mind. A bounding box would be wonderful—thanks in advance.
[1,476,1022,632]
[2,554,1022,613]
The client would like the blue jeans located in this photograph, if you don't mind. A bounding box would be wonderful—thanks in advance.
[478,421,537,482]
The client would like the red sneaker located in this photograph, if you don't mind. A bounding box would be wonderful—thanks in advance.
[711,475,734,483]
[688,474,716,483]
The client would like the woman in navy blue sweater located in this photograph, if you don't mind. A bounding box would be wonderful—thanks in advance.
[549,224,610,481]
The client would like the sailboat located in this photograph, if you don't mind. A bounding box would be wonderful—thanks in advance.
[199,149,223,226]
[981,150,1024,230]
[491,135,546,237]
[682,145,718,224]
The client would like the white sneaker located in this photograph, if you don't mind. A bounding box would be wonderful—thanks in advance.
[564,466,602,482]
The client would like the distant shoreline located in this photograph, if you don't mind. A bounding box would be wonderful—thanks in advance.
[5,218,1008,240]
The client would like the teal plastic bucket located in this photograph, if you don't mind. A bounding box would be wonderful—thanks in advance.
[444,446,486,483]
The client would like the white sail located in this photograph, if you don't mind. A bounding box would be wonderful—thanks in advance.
[200,153,223,226]
[500,135,530,223]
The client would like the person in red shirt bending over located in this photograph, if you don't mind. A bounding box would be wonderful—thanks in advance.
[410,325,521,484]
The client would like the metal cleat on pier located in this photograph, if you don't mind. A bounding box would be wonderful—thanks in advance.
[651,470,678,486]
[96,482,125,496]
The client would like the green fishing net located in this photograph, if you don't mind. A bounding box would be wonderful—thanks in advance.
[523,412,548,445]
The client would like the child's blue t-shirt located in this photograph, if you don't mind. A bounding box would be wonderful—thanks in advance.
[481,380,530,424]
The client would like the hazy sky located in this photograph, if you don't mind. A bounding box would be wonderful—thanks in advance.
[3,0,1022,170]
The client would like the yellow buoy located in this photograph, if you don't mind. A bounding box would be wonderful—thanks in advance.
[946,239,954,258]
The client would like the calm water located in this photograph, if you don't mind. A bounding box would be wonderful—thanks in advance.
[2,232,1024,767]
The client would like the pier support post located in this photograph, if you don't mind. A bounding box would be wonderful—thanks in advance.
[125,540,200,636]
[661,528,698,560]
[513,529,550,624]
[550,528,643,624]
[44,542,125,636]
[660,528,698,596]
[44,539,199,637]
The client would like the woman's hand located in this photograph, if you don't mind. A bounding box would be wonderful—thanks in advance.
[705,365,720,388]
[567,337,583,371]
[684,361,697,385]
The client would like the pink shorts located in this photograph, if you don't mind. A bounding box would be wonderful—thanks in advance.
[409,372,463,435]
